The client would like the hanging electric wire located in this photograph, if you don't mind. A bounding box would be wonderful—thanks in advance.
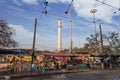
[95,0,120,14]
[0,1,73,20]
[95,0,120,27]
[95,0,119,10]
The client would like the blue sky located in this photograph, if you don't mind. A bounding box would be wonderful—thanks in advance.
[0,0,120,51]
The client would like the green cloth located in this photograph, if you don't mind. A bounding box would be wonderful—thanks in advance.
[41,66,45,73]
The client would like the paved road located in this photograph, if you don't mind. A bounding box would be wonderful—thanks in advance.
[13,70,120,80]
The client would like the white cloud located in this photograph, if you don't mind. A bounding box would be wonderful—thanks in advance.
[22,0,38,5]
[48,0,119,23]
[9,24,34,44]
[101,24,117,32]
[73,0,118,23]
[12,0,119,23]
[9,24,57,51]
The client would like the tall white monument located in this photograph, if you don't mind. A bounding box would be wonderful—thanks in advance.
[58,18,62,52]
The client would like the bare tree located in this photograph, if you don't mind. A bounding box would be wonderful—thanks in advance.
[0,19,18,48]
[84,33,100,49]
[84,31,120,54]
[104,31,120,49]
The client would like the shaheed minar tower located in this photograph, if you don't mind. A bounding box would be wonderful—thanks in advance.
[57,18,62,52]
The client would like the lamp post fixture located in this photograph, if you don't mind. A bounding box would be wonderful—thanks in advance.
[65,9,72,54]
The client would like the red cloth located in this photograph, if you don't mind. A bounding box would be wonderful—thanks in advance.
[0,63,8,68]
[53,56,68,61]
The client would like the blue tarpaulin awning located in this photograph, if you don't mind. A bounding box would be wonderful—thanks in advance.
[0,49,25,55]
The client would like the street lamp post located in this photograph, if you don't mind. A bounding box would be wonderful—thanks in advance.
[90,9,99,52]
[90,9,97,34]
[65,0,73,54]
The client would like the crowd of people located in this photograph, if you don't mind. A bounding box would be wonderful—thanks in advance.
[0,55,120,75]
[0,56,69,75]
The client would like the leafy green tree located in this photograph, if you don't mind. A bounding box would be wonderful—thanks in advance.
[0,19,18,48]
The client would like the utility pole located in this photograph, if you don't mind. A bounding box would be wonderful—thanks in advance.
[99,25,104,54]
[99,25,105,69]
[32,18,37,63]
